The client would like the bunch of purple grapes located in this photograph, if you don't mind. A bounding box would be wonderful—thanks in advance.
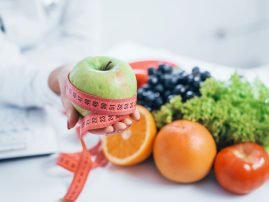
[137,64,211,111]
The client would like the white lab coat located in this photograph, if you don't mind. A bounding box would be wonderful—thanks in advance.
[0,0,100,108]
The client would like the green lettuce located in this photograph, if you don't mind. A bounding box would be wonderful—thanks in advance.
[153,74,269,150]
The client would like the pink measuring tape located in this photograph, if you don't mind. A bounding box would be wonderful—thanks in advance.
[57,75,137,201]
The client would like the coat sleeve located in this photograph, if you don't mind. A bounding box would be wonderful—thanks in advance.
[0,0,100,108]
[0,33,60,107]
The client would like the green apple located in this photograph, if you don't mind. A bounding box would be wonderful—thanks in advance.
[69,56,137,116]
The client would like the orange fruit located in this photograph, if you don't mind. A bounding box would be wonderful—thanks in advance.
[153,120,217,183]
[102,105,157,166]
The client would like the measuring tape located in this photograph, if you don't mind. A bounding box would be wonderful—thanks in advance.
[57,75,137,201]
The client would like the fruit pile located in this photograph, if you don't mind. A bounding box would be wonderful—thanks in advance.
[102,60,269,198]
[103,105,269,195]
[137,64,211,111]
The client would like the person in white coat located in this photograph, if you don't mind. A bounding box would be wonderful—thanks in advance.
[0,0,139,134]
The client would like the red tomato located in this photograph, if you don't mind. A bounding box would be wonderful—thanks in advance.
[129,60,177,89]
[214,143,269,194]
[129,60,177,71]
[133,69,148,89]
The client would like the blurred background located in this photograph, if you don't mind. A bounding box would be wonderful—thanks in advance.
[98,0,269,68]
[1,0,269,68]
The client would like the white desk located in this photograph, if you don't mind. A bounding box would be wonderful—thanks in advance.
[0,43,268,202]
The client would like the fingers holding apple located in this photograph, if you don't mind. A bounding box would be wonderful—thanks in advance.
[130,108,140,121]
[87,110,140,135]
[66,56,138,135]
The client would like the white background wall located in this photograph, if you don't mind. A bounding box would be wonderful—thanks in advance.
[99,0,269,68]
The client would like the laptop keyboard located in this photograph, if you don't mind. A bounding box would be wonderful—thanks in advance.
[0,107,30,152]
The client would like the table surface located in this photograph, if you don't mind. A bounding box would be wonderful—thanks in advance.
[1,43,268,202]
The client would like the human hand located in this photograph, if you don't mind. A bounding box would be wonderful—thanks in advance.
[48,65,140,135]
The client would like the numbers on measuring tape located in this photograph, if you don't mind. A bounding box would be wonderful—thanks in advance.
[58,74,137,201]
[65,76,137,116]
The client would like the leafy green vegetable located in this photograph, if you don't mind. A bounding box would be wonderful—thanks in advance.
[153,74,269,150]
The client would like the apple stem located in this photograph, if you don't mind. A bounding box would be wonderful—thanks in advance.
[104,61,112,70]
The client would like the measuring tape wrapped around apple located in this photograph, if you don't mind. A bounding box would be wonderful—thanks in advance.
[57,56,137,201]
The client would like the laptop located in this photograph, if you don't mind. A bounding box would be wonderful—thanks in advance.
[0,104,58,160]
